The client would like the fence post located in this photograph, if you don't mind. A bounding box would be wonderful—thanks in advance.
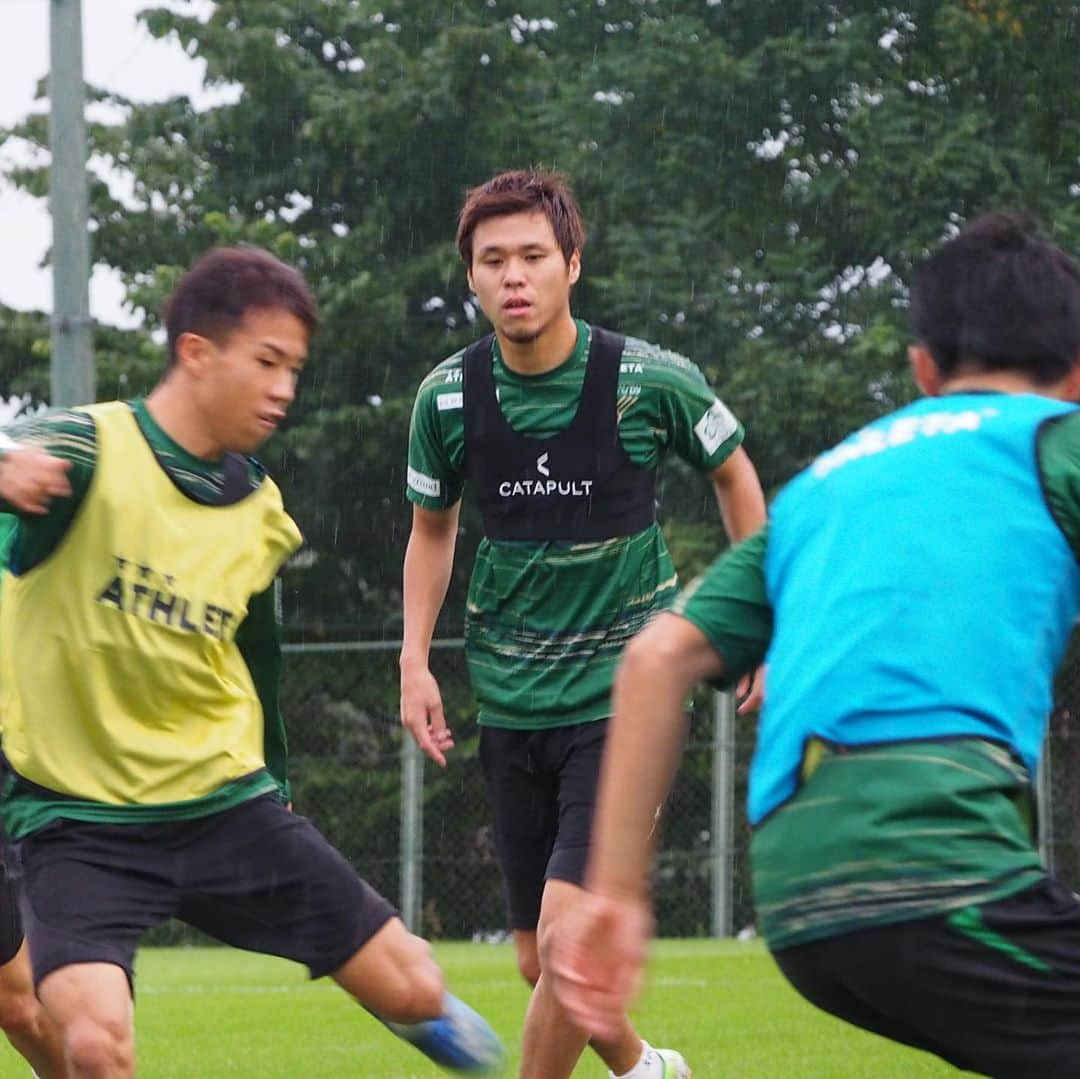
[400,736,424,933]
[711,689,734,937]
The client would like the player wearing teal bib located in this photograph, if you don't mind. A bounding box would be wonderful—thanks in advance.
[552,214,1080,1078]
[401,170,766,1079]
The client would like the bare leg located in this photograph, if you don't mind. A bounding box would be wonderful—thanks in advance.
[37,963,133,1079]
[0,941,68,1078]
[333,916,503,1072]
[330,916,445,1023]
[520,879,644,1079]
[511,929,541,987]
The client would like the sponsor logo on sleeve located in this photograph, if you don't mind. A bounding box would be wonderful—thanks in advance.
[436,392,464,411]
[407,466,442,498]
[694,399,738,456]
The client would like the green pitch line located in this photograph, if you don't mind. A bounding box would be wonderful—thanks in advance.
[0,941,978,1077]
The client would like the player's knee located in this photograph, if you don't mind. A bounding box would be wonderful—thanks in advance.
[515,949,541,987]
[535,910,565,967]
[0,986,39,1036]
[512,935,541,986]
[63,1015,133,1076]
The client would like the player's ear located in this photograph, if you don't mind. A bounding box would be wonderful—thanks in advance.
[909,345,942,397]
[567,249,581,286]
[1061,353,1080,402]
[174,332,216,379]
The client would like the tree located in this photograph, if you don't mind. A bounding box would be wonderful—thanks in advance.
[4,0,1080,935]
[3,0,1079,618]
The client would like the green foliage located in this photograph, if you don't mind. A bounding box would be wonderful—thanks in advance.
[0,304,161,406]
[3,4,1078,943]
[4,1,1079,625]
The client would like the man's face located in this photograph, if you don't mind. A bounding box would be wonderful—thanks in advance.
[196,306,309,455]
[467,209,581,344]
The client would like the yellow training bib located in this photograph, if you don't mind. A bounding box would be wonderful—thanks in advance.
[0,402,302,805]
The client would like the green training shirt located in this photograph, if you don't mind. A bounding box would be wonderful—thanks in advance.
[0,400,292,837]
[407,320,744,728]
[672,406,1080,949]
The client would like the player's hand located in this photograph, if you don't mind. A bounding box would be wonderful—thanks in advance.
[548,890,653,1042]
[400,660,455,767]
[0,445,72,515]
[736,664,766,715]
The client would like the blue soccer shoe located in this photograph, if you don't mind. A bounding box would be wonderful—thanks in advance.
[387,992,504,1073]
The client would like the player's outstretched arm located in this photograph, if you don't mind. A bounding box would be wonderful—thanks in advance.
[550,613,724,1039]
[400,502,461,767]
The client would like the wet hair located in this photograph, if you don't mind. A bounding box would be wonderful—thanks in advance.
[164,246,318,367]
[456,169,586,267]
[909,212,1080,384]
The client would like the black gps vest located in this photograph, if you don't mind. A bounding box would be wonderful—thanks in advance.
[461,326,657,542]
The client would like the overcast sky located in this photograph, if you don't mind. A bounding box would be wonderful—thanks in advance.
[0,0,222,327]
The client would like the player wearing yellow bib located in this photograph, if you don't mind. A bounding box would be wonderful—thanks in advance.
[0,248,502,1078]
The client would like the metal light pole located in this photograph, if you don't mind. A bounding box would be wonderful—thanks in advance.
[48,0,94,406]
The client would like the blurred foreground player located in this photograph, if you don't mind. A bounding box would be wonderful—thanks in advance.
[551,214,1080,1078]
[0,248,502,1079]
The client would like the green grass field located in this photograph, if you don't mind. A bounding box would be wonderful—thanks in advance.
[0,940,978,1077]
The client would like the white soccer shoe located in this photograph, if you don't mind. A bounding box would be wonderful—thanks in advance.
[653,1048,692,1078]
[608,1047,691,1079]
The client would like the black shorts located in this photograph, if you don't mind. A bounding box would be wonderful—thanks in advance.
[0,857,23,967]
[0,759,23,966]
[16,794,397,988]
[772,878,1080,1078]
[479,719,607,931]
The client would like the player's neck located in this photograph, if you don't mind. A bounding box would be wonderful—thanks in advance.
[145,382,225,461]
[495,312,579,377]
[940,371,1074,399]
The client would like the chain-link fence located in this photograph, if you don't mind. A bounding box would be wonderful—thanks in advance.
[280,639,750,940]
[281,632,1080,943]
[1046,631,1080,891]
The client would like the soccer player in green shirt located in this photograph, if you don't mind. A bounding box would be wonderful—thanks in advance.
[551,213,1080,1078]
[401,169,766,1079]
[0,247,502,1078]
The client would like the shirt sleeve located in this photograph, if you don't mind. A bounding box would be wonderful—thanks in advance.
[0,409,97,573]
[1037,411,1080,559]
[671,527,773,687]
[235,583,290,803]
[640,353,745,472]
[405,374,465,510]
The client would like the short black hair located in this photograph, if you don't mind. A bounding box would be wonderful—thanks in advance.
[164,246,318,366]
[457,169,585,267]
[909,212,1080,384]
